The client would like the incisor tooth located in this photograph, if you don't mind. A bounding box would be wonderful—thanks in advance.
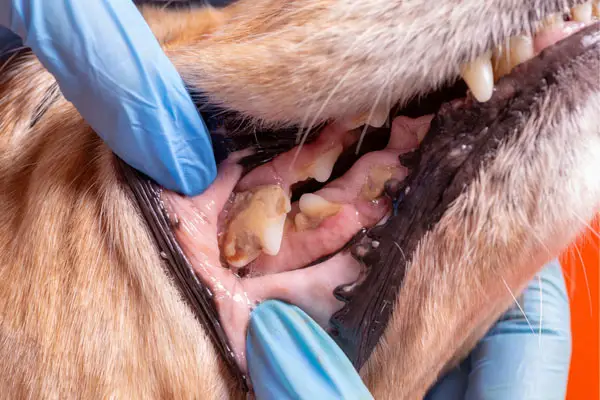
[572,2,593,22]
[307,144,343,183]
[461,51,494,102]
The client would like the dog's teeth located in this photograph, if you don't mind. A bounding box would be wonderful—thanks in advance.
[295,193,341,231]
[344,106,389,130]
[593,2,600,18]
[572,2,593,22]
[223,185,291,267]
[367,107,389,128]
[307,144,343,183]
[493,35,533,80]
[298,193,341,217]
[541,13,565,30]
[461,51,494,102]
[260,214,288,256]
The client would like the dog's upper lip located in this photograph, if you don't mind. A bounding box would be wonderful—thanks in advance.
[330,21,600,370]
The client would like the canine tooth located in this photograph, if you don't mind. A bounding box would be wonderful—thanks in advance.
[572,2,593,22]
[298,193,341,218]
[461,51,494,102]
[308,144,343,183]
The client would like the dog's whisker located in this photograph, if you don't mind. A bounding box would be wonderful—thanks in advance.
[290,65,357,171]
[573,243,593,317]
[538,274,543,347]
[356,78,388,155]
[571,211,600,241]
[501,276,535,335]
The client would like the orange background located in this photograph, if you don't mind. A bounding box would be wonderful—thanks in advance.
[563,216,599,400]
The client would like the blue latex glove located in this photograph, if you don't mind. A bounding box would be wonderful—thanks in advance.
[247,300,374,400]
[0,0,216,196]
[425,259,572,400]
[247,259,571,400]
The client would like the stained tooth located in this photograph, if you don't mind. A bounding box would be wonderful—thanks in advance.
[593,2,600,18]
[222,185,291,267]
[294,193,342,231]
[308,144,343,182]
[298,193,341,218]
[572,2,593,22]
[461,51,494,103]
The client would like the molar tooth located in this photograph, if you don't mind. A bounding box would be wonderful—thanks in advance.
[298,193,341,218]
[572,2,593,22]
[461,51,494,102]
[308,144,343,183]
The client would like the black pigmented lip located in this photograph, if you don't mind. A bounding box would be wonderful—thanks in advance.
[330,21,600,370]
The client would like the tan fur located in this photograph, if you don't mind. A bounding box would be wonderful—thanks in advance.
[1,1,599,399]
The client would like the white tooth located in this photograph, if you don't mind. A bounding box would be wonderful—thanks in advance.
[367,107,389,128]
[260,214,287,256]
[343,106,388,130]
[309,144,343,183]
[510,35,534,67]
[572,2,593,22]
[298,193,341,218]
[541,13,564,29]
[344,114,368,130]
[461,51,494,103]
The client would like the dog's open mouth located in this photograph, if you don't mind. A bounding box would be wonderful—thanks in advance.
[121,10,600,393]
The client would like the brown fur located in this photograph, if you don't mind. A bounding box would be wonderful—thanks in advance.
[1,1,599,399]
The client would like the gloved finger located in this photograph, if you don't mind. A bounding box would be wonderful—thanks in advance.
[424,358,470,400]
[246,299,374,400]
[465,259,572,400]
[1,0,216,196]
